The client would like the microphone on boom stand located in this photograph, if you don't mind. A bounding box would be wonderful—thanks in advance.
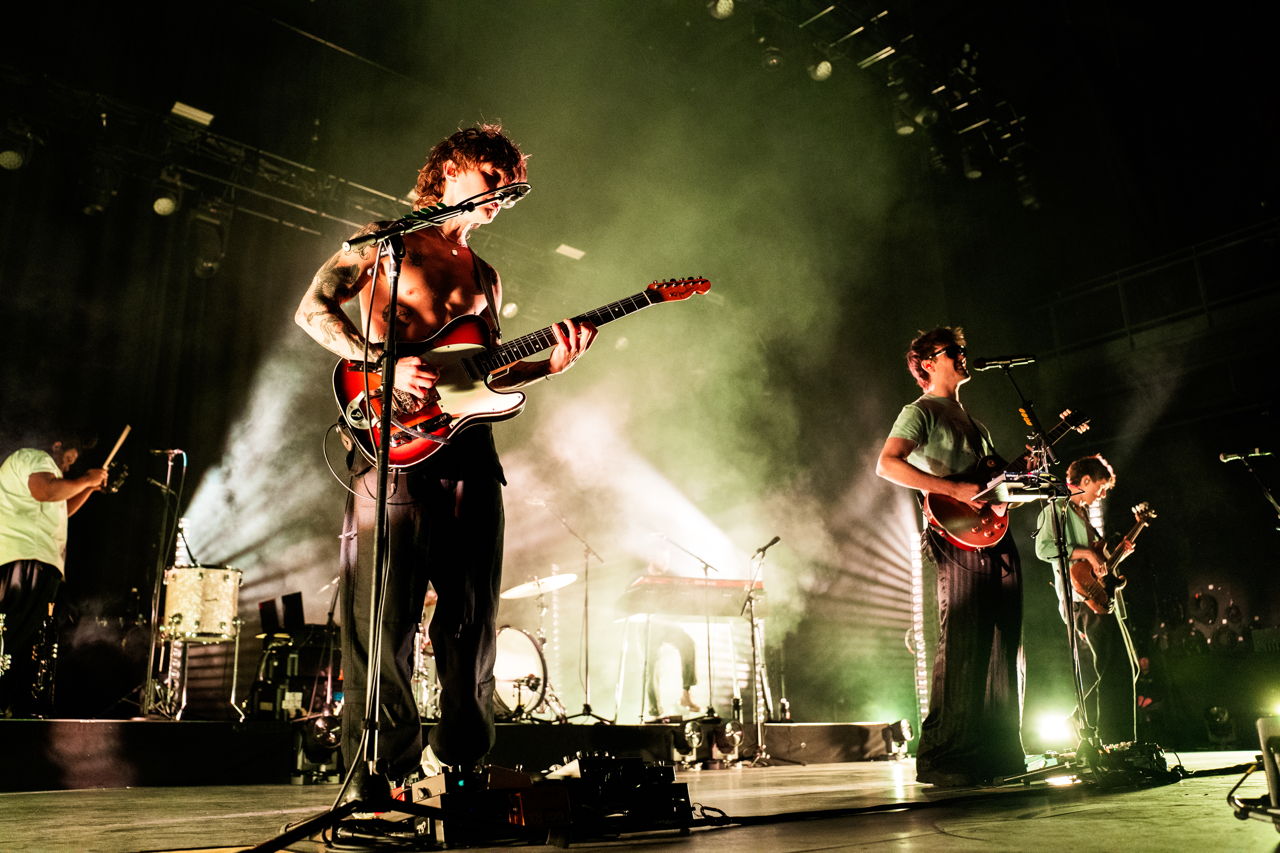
[971,355,1036,371]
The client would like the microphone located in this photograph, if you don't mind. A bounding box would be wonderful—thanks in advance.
[1220,448,1272,463]
[150,449,184,456]
[971,355,1036,371]
[146,477,175,494]
[753,536,781,556]
[491,183,532,208]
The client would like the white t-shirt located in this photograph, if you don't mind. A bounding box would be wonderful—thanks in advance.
[0,448,68,573]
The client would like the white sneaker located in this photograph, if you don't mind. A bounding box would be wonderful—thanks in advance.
[421,743,444,777]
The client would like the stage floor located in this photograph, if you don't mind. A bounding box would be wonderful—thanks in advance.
[0,751,1273,852]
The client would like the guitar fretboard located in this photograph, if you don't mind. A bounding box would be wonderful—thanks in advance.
[473,290,660,374]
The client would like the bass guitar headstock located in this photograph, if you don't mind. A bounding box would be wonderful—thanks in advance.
[647,277,711,303]
[1131,502,1156,525]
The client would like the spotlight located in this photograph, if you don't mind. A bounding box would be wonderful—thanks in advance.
[80,153,122,216]
[960,145,983,180]
[807,59,833,82]
[190,199,233,279]
[1037,712,1075,746]
[151,168,184,217]
[754,12,785,71]
[0,120,36,171]
[888,58,939,131]
[706,0,733,20]
[893,111,916,136]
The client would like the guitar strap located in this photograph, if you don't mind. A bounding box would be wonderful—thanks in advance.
[470,249,502,341]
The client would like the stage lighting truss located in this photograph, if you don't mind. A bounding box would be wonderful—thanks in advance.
[729,3,1030,198]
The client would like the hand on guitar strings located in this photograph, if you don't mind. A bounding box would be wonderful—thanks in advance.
[548,318,597,375]
[392,355,441,399]
[945,480,987,512]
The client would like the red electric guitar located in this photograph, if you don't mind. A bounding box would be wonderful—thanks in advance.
[922,409,1090,551]
[333,277,711,469]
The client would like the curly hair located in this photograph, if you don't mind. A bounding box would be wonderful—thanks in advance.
[906,326,965,391]
[412,123,528,210]
[1066,454,1116,487]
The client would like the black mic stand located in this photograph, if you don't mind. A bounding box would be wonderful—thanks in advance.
[736,537,800,767]
[1225,451,1280,530]
[533,500,611,724]
[659,535,723,721]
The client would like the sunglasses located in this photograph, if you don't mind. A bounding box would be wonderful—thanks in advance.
[927,344,966,361]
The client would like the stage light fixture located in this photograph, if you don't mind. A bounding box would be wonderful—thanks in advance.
[807,59,833,82]
[1036,712,1074,746]
[888,59,939,130]
[190,198,234,279]
[151,168,184,217]
[960,145,983,180]
[706,0,734,20]
[80,153,122,216]
[0,120,36,171]
[893,111,915,136]
[754,12,785,71]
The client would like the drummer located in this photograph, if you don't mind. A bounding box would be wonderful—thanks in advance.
[0,427,107,716]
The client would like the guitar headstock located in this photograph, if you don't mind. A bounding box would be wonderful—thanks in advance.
[1131,502,1156,524]
[1057,408,1091,435]
[648,277,711,302]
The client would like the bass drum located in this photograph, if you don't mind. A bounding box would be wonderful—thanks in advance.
[492,627,547,720]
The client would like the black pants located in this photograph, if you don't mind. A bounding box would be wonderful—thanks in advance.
[916,530,1026,781]
[340,467,504,778]
[646,622,697,711]
[0,560,61,715]
[1075,603,1136,745]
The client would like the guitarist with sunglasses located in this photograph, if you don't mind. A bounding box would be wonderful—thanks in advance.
[1034,455,1137,746]
[877,326,1026,787]
[294,125,596,800]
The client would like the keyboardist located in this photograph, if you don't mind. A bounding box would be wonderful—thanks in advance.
[640,549,702,719]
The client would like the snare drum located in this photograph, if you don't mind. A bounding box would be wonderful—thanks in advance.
[161,565,243,642]
[493,627,547,720]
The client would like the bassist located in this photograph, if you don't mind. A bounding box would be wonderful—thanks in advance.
[1034,454,1136,745]
[876,326,1026,787]
[294,125,595,799]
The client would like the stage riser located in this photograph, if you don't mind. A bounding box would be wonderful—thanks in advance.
[1,720,896,791]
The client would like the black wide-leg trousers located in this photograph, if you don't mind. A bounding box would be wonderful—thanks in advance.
[340,466,504,778]
[916,529,1026,780]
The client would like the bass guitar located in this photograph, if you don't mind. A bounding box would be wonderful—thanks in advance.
[1070,502,1155,615]
[922,409,1090,551]
[334,277,711,470]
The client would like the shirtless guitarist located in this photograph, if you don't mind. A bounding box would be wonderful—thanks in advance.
[295,124,596,802]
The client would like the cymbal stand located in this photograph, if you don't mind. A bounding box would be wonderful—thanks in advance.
[532,501,610,724]
[531,591,568,722]
[658,534,722,720]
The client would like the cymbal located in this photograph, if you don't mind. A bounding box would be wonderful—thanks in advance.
[500,573,578,600]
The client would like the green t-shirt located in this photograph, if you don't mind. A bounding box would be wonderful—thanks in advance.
[888,394,996,480]
[1034,498,1097,615]
[0,448,68,573]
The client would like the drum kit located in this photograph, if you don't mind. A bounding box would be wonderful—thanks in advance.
[411,571,577,724]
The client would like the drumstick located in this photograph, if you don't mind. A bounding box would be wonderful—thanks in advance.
[102,425,131,468]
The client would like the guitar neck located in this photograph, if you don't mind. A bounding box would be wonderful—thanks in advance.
[474,290,661,374]
[1106,517,1149,572]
